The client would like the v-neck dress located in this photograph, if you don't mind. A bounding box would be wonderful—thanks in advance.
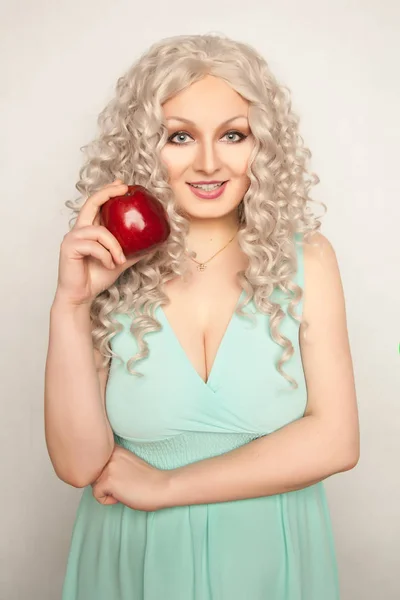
[61,233,340,600]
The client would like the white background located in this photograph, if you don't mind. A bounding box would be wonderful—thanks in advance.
[1,0,399,598]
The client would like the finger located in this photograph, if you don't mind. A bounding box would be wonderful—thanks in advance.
[75,183,128,230]
[71,239,117,270]
[93,180,125,226]
[92,484,119,505]
[103,496,119,505]
[72,226,127,265]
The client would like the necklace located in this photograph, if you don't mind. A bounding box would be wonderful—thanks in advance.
[186,226,240,271]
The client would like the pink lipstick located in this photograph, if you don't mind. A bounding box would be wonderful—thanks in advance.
[187,181,228,199]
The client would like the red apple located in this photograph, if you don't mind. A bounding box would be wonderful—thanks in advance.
[100,185,171,259]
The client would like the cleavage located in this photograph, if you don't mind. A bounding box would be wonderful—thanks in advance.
[160,289,242,385]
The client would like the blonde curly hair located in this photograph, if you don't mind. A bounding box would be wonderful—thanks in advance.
[65,33,326,390]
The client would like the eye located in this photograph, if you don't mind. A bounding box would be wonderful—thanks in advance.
[167,131,192,144]
[223,131,248,143]
[167,130,248,145]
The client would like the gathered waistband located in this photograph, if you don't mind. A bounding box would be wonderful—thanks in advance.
[114,431,263,470]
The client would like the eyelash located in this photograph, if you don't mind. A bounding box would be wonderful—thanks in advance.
[167,130,248,145]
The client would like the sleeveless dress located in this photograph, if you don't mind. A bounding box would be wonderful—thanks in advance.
[62,233,340,600]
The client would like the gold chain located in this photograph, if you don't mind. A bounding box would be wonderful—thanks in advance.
[186,226,240,271]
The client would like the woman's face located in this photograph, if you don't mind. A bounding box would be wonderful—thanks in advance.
[160,75,254,220]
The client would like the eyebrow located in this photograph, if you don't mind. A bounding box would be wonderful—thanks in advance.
[165,115,248,126]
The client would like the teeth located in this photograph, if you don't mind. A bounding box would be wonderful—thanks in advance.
[191,182,224,191]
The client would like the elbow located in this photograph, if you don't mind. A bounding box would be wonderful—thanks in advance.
[53,458,111,489]
[48,439,115,488]
[338,443,360,472]
[61,476,88,489]
[344,431,360,470]
[54,467,93,488]
[47,461,80,487]
[326,423,360,473]
[324,444,359,476]
[342,450,360,471]
[56,469,101,489]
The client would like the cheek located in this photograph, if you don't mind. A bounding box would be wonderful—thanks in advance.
[222,143,253,176]
[160,148,191,182]
[229,155,251,177]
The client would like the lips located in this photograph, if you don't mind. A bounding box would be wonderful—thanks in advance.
[187,180,228,199]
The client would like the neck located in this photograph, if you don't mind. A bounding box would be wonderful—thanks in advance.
[185,213,241,256]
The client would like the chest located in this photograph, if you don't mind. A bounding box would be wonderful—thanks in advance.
[107,287,307,441]
[106,232,308,441]
[160,276,244,385]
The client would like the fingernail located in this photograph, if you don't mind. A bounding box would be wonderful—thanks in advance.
[119,253,126,263]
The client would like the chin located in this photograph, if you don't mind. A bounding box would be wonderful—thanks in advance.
[179,202,238,220]
[174,194,242,218]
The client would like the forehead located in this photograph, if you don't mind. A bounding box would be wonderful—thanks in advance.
[162,75,249,125]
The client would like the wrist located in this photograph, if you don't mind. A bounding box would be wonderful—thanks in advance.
[161,468,181,509]
[51,293,92,315]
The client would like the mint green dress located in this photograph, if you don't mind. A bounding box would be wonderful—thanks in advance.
[62,233,340,599]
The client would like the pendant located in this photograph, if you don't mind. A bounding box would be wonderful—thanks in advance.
[197,263,207,271]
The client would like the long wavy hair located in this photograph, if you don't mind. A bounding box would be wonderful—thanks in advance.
[65,33,326,390]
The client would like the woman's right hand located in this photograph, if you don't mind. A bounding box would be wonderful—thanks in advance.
[54,179,143,308]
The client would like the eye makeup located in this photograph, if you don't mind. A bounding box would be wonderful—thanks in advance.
[167,130,249,145]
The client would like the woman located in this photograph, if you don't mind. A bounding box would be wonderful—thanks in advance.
[45,33,359,600]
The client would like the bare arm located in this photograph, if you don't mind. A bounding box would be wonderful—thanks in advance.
[44,298,114,488]
[164,415,357,508]
[164,233,360,507]
[44,179,139,488]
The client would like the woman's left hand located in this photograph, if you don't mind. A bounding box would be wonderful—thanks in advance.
[91,444,170,512]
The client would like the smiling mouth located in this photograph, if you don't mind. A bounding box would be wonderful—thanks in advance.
[187,181,227,189]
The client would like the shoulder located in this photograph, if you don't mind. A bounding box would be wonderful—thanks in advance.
[302,230,337,266]
[301,231,344,327]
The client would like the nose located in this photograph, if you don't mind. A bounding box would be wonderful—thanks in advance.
[193,138,223,175]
